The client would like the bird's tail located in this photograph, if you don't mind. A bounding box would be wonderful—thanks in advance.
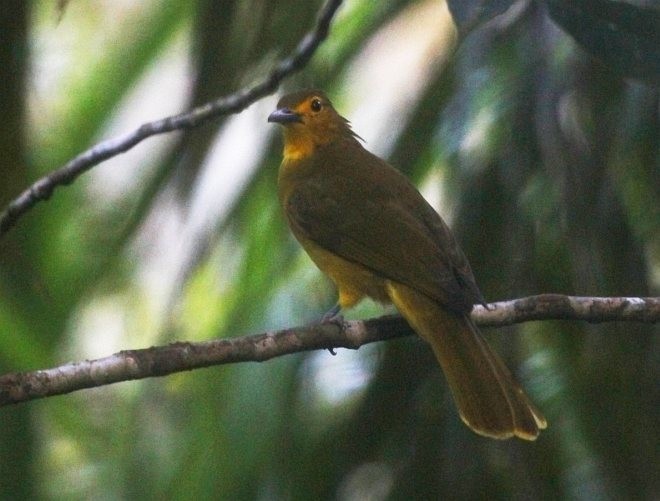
[386,282,547,440]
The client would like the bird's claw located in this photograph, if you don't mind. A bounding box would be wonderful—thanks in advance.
[321,304,343,356]
[321,303,342,323]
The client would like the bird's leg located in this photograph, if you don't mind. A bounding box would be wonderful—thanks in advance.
[321,303,342,322]
[320,303,343,356]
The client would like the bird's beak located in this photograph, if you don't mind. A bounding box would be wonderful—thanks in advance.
[268,107,302,124]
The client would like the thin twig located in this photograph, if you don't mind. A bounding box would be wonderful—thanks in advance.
[0,0,344,237]
[0,294,657,407]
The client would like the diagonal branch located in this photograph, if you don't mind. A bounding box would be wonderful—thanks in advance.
[0,0,344,238]
[0,294,657,407]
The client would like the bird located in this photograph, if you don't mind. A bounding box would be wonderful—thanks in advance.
[268,89,547,440]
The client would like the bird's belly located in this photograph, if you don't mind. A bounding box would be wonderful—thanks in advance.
[298,237,390,308]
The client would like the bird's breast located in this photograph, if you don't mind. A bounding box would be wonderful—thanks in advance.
[278,160,390,308]
[293,232,391,308]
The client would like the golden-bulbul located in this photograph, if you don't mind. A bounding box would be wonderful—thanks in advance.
[269,89,546,440]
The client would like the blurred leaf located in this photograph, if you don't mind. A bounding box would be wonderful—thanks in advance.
[545,0,660,82]
[0,2,36,498]
[34,0,192,311]
[447,0,516,32]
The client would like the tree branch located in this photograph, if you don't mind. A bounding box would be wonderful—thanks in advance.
[0,0,344,238]
[0,294,657,407]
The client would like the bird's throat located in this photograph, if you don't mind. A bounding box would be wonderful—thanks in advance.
[282,128,316,161]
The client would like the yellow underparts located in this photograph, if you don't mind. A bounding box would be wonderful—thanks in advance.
[283,127,317,161]
[296,237,390,308]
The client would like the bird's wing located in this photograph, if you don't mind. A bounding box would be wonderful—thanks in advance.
[285,152,484,313]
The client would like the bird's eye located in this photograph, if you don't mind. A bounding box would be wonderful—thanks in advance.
[310,98,322,112]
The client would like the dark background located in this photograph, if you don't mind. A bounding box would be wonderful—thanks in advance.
[0,1,658,499]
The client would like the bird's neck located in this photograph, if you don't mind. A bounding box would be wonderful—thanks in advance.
[282,128,317,161]
[281,121,357,162]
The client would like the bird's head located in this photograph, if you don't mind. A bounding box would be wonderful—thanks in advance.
[268,89,359,161]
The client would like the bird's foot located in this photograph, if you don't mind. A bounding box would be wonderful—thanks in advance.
[320,303,343,323]
[319,303,343,356]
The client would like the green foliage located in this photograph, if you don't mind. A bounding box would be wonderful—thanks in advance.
[1,0,657,499]
[545,0,660,83]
